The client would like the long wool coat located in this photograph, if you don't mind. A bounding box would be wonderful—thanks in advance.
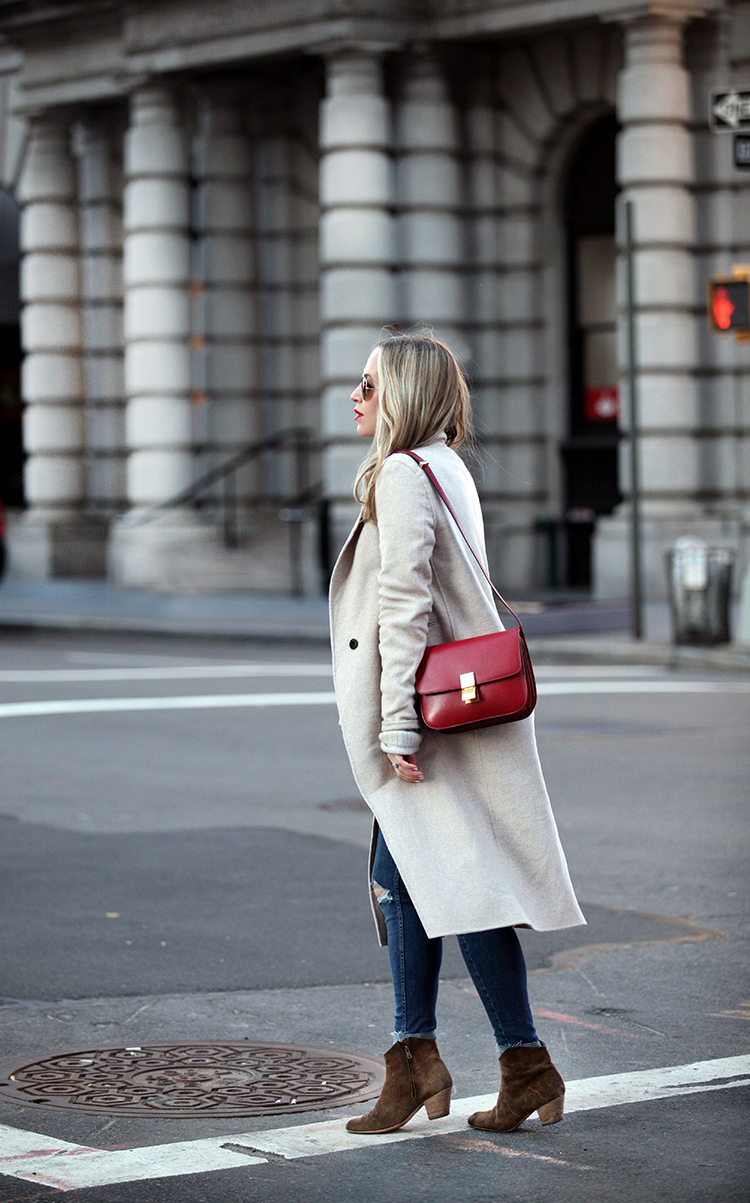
[329,437,585,944]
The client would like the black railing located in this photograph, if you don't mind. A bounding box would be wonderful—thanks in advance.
[120,428,323,594]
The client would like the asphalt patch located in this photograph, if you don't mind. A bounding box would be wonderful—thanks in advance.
[0,819,719,1003]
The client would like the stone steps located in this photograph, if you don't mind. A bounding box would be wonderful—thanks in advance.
[108,506,319,595]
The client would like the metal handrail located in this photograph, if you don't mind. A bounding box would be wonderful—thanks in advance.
[118,427,316,548]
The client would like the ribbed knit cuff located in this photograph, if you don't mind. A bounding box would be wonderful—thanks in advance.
[379,729,422,755]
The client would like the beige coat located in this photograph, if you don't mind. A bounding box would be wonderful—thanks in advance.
[329,437,585,944]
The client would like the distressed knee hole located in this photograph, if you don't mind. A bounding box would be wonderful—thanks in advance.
[371,880,394,905]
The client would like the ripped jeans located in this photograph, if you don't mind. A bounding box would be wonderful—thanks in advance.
[371,829,540,1056]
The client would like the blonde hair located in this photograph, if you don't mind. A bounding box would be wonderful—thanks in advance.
[354,333,473,523]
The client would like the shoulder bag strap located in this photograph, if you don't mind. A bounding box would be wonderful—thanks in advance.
[397,450,524,631]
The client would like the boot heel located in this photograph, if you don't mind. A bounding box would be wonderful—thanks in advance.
[537,1095,564,1125]
[425,1087,452,1120]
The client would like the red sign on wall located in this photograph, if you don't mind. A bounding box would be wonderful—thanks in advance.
[584,386,619,422]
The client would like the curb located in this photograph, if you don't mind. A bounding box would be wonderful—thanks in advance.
[0,610,332,645]
[1,608,748,672]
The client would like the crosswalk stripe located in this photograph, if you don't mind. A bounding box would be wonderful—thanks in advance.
[1,1054,748,1190]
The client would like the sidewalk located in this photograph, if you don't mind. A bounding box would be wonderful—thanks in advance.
[0,575,748,672]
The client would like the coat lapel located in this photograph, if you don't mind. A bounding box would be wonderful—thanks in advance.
[330,512,365,596]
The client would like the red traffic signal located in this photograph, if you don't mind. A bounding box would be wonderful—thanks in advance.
[708,277,750,332]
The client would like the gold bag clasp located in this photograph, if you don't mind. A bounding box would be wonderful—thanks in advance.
[460,671,478,702]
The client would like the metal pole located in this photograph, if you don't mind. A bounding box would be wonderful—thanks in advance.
[625,199,644,640]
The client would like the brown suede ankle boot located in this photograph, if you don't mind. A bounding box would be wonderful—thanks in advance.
[346,1037,453,1134]
[468,1043,565,1133]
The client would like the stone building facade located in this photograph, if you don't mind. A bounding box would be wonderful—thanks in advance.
[0,0,747,599]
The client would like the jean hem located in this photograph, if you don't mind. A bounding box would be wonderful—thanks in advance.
[496,1038,542,1058]
[393,1030,437,1043]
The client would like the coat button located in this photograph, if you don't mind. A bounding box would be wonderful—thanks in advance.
[349,638,358,649]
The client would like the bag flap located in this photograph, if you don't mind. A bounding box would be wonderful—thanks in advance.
[416,630,523,695]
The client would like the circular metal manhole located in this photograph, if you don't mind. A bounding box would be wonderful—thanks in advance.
[0,1042,385,1118]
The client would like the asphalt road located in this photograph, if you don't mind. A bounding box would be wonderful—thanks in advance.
[0,628,747,1203]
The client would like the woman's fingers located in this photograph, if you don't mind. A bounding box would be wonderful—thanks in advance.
[388,754,424,782]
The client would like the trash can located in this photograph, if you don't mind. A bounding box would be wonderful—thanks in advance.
[665,536,734,645]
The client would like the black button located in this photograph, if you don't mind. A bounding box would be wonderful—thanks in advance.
[349,638,358,649]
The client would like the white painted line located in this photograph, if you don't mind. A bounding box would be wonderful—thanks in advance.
[0,1128,264,1190]
[0,664,665,684]
[538,680,750,696]
[534,665,664,678]
[0,1125,83,1159]
[212,1054,750,1162]
[0,692,338,719]
[1,1055,747,1191]
[0,678,747,720]
[0,664,333,683]
[68,651,244,665]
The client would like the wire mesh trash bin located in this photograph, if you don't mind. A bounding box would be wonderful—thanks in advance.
[666,536,734,645]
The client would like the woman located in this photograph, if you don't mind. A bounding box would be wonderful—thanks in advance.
[329,332,585,1136]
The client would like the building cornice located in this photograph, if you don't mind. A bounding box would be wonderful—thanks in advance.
[599,0,713,23]
[431,0,721,39]
[0,0,726,112]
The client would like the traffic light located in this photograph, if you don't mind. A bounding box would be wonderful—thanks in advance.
[708,276,750,332]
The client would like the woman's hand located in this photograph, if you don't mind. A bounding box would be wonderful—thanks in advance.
[387,753,424,783]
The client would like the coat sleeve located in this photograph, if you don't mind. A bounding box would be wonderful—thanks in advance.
[374,456,436,754]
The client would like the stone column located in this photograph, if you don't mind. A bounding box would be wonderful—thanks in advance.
[15,117,105,577]
[193,97,256,509]
[594,9,720,600]
[319,50,397,552]
[122,87,192,507]
[395,52,466,357]
[110,86,200,587]
[76,118,126,517]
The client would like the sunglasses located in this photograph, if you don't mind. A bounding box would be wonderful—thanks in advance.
[360,376,375,398]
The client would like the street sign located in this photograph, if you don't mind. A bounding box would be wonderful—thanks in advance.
[710,90,750,131]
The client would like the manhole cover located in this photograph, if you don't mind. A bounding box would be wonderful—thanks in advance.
[0,1042,385,1118]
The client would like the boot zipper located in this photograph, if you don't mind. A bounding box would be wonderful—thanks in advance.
[403,1041,417,1100]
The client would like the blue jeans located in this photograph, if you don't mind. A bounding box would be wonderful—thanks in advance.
[371,829,540,1056]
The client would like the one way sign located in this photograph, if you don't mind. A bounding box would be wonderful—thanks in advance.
[710,90,750,131]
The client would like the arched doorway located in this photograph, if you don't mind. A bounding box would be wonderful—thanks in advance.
[0,188,22,508]
[561,115,621,587]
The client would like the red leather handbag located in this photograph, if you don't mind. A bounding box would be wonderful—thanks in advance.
[398,451,537,732]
